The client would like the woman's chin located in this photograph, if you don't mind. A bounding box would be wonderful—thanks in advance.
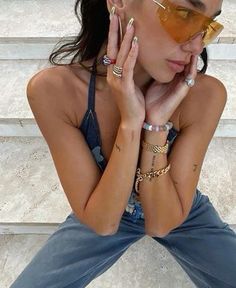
[156,71,177,84]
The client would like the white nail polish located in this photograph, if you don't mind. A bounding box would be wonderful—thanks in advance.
[132,36,138,47]
[109,6,116,20]
[127,17,134,30]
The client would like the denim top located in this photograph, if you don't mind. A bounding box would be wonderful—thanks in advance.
[79,57,179,221]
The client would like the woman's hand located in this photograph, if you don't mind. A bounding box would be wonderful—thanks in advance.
[144,55,199,125]
[106,13,145,127]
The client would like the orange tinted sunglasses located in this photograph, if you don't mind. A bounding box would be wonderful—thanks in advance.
[153,0,224,46]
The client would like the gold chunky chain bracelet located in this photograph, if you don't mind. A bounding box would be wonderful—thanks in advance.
[135,163,171,193]
[141,139,169,154]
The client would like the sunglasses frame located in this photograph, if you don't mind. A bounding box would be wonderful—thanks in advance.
[152,0,224,45]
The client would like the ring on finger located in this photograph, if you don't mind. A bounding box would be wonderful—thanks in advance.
[102,54,116,66]
[184,76,195,87]
[113,64,123,78]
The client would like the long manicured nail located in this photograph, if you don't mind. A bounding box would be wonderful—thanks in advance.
[127,17,134,30]
[109,6,116,20]
[132,36,138,47]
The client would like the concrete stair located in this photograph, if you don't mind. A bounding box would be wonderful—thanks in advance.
[1,0,236,287]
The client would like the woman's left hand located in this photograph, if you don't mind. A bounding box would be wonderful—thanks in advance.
[144,54,199,125]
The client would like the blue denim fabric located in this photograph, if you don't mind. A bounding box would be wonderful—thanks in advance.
[10,57,236,288]
[10,189,236,288]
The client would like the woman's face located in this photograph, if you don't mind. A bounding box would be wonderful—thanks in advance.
[115,0,223,84]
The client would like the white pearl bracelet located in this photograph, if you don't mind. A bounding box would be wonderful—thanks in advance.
[142,121,173,132]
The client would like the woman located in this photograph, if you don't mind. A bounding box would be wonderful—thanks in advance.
[11,0,236,287]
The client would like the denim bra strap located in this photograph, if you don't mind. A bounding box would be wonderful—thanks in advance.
[87,57,98,112]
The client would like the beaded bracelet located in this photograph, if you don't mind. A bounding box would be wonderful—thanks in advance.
[143,121,173,132]
[135,163,171,193]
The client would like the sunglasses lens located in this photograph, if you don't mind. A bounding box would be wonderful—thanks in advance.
[202,22,224,45]
[156,0,224,46]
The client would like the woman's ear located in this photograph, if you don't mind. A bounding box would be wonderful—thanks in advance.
[106,0,125,12]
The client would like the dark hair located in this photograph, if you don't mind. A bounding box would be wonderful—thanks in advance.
[48,0,208,76]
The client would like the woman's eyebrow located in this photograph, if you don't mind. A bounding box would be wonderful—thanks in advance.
[186,0,206,11]
[184,0,222,17]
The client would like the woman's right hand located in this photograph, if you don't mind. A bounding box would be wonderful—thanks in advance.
[106,12,145,128]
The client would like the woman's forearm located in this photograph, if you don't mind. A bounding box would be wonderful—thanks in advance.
[84,121,143,235]
[138,129,183,237]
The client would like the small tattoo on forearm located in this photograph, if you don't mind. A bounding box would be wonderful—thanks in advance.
[115,143,121,152]
[151,155,156,167]
[193,164,198,172]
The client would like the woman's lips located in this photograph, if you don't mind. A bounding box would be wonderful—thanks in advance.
[166,60,186,73]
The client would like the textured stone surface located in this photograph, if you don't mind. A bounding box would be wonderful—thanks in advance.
[198,137,236,224]
[0,59,48,119]
[1,234,195,288]
[0,0,78,38]
[0,0,234,39]
[0,137,72,223]
[0,136,235,225]
[220,0,236,38]
[207,60,236,120]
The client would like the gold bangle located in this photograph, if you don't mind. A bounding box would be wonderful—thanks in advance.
[135,163,171,193]
[141,139,169,154]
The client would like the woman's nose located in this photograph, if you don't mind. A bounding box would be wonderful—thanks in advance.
[181,32,205,55]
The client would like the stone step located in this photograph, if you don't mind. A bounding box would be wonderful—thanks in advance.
[1,38,235,60]
[0,0,236,60]
[1,234,201,288]
[0,136,236,235]
[0,0,77,38]
[0,59,235,137]
[0,0,234,39]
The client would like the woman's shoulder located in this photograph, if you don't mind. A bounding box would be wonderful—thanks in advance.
[192,73,227,108]
[26,64,91,126]
[179,73,227,129]
[27,64,88,93]
[186,72,227,102]
[196,72,227,92]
